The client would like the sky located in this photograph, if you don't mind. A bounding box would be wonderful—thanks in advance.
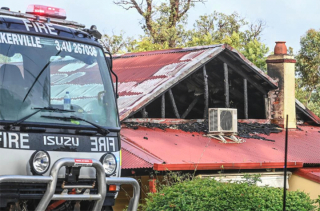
[3,0,320,53]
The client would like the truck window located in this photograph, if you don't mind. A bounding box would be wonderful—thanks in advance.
[0,32,119,128]
[0,53,26,119]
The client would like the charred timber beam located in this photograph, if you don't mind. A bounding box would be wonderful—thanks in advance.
[141,107,148,118]
[244,79,248,119]
[264,95,270,119]
[203,65,209,119]
[161,93,165,118]
[181,96,199,119]
[218,56,267,95]
[168,89,180,118]
[223,63,230,108]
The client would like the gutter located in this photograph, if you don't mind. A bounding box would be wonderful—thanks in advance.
[154,162,303,171]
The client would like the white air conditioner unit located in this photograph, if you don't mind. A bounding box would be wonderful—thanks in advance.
[208,108,237,134]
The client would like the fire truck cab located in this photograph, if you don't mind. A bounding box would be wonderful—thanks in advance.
[0,5,139,211]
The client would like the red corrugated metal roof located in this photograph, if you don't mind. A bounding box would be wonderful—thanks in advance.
[121,136,163,165]
[121,148,153,169]
[294,168,320,184]
[120,125,320,170]
[113,45,278,121]
[121,135,163,169]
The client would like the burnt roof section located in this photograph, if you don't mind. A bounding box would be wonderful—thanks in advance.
[113,44,278,121]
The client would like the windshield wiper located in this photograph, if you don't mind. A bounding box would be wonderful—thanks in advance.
[23,50,61,103]
[6,107,74,128]
[41,115,110,135]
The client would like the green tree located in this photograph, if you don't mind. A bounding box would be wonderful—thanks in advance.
[221,32,270,70]
[186,12,269,70]
[186,12,266,45]
[114,0,204,48]
[186,11,248,44]
[112,3,270,70]
[240,39,270,70]
[296,78,320,116]
[127,36,169,52]
[296,29,320,106]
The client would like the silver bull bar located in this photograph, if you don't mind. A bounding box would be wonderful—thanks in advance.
[0,158,140,211]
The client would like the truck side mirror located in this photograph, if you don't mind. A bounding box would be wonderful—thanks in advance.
[104,52,118,99]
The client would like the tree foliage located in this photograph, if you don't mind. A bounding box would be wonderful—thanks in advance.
[114,0,204,48]
[296,78,320,117]
[185,12,269,70]
[240,39,269,70]
[141,177,316,211]
[295,29,320,117]
[188,12,263,42]
[295,29,320,106]
[106,3,270,70]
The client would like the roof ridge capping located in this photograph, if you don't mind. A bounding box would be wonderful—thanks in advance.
[113,44,223,58]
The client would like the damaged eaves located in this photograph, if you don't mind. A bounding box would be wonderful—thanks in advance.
[123,120,282,142]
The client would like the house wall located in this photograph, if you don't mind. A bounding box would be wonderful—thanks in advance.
[289,174,320,199]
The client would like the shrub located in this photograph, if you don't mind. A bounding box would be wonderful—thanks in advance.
[141,177,316,211]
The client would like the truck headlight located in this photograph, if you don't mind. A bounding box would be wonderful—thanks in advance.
[100,153,117,176]
[30,151,50,175]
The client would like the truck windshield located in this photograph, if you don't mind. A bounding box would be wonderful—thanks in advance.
[0,32,119,128]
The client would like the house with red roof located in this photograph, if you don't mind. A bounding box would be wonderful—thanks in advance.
[110,42,320,210]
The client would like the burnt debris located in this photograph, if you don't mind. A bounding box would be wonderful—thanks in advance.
[124,121,282,142]
[124,120,208,133]
[237,122,282,142]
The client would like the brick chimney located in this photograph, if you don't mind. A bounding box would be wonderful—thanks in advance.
[266,41,296,128]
